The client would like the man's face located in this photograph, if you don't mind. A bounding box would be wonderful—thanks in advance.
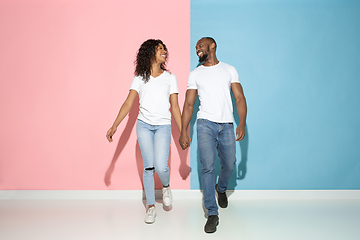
[196,39,210,63]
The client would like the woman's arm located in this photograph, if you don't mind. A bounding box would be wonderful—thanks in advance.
[170,93,182,132]
[106,89,138,142]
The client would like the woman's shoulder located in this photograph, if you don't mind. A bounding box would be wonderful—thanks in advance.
[133,74,144,81]
[164,71,177,80]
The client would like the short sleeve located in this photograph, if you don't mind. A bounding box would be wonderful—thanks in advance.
[229,65,240,84]
[169,74,179,94]
[187,71,197,90]
[129,76,141,93]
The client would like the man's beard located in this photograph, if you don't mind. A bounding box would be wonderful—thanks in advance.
[198,53,208,63]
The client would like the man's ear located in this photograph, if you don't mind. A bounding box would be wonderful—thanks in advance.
[210,42,216,51]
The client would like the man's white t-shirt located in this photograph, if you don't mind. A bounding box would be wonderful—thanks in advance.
[130,71,178,125]
[187,62,240,123]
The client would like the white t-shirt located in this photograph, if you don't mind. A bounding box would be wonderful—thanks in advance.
[130,71,178,125]
[187,62,240,123]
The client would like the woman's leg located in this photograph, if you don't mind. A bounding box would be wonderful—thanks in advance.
[153,124,171,186]
[153,124,172,206]
[136,120,156,206]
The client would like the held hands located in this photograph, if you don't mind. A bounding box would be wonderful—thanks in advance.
[106,126,117,143]
[235,124,245,141]
[179,133,191,150]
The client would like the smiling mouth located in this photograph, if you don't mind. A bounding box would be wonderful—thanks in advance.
[197,52,203,57]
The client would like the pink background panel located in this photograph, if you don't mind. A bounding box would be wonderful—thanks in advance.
[0,0,191,190]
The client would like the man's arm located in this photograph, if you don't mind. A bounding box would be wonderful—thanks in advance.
[179,89,197,149]
[231,82,247,141]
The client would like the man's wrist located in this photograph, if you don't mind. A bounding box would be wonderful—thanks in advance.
[180,128,188,135]
[238,122,246,127]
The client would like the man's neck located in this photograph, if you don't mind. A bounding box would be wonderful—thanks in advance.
[203,55,219,66]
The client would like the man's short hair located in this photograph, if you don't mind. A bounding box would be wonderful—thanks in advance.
[203,37,217,51]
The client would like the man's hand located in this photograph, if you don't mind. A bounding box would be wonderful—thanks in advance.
[106,126,117,143]
[179,133,192,150]
[235,124,245,141]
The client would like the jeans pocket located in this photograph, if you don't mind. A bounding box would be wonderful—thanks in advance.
[197,118,209,125]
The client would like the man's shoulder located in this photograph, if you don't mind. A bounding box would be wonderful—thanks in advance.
[219,62,239,77]
[219,62,236,70]
[190,65,204,72]
[188,65,204,79]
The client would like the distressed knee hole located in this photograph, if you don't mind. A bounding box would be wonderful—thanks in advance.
[144,167,155,171]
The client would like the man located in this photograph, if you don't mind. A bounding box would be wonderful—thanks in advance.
[179,37,247,233]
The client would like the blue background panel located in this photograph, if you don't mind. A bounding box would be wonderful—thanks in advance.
[190,0,360,190]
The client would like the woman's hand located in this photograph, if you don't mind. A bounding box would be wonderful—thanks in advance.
[106,126,117,143]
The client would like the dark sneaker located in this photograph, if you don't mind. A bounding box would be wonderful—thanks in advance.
[204,215,219,233]
[215,184,228,208]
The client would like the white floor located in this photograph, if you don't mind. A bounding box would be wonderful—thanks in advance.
[1,198,360,240]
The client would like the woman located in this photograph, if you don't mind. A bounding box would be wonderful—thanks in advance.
[106,39,182,224]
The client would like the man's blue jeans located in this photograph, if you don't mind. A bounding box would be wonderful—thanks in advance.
[136,120,171,206]
[197,119,236,216]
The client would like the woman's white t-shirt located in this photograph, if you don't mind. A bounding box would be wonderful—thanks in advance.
[130,71,178,125]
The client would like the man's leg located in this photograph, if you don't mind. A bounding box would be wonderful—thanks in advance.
[197,119,218,216]
[217,123,236,203]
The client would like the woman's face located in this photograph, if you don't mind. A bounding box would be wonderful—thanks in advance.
[154,43,167,64]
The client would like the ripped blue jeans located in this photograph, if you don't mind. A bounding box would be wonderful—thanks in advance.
[136,120,171,206]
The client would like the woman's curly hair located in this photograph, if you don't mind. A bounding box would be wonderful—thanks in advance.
[134,39,168,83]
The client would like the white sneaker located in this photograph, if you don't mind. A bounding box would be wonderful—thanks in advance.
[162,186,172,206]
[144,206,156,224]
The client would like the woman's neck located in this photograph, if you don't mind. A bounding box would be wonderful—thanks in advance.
[151,63,164,78]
